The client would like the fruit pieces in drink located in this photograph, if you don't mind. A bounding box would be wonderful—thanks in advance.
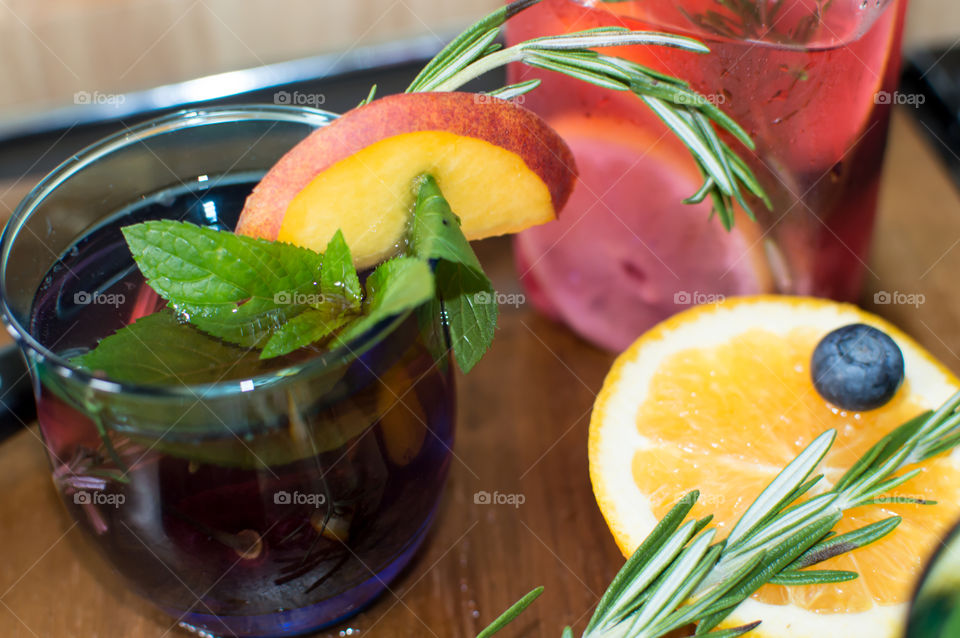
[236,92,578,267]
[514,116,772,351]
[508,0,907,351]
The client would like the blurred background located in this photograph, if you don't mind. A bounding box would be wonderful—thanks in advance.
[0,0,957,122]
[0,0,497,122]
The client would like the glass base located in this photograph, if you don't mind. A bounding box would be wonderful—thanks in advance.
[166,517,433,638]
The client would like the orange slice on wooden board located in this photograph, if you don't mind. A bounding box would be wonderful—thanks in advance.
[589,296,960,637]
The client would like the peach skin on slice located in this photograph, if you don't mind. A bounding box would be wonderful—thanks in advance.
[235,92,577,267]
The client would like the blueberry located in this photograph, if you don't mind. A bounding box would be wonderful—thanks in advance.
[811,323,904,411]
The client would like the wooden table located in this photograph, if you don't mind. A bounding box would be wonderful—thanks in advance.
[1,110,959,637]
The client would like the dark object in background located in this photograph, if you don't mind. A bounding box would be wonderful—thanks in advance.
[0,345,35,436]
[904,47,960,188]
[0,37,502,181]
[906,519,960,638]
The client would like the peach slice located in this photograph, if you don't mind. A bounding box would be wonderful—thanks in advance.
[236,92,577,266]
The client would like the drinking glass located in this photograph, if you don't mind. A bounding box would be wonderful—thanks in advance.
[508,0,909,351]
[0,106,455,637]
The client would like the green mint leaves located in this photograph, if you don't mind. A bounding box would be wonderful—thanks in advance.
[320,229,363,312]
[336,257,436,346]
[122,221,326,348]
[260,307,352,359]
[410,175,497,373]
[71,310,270,385]
[73,173,498,384]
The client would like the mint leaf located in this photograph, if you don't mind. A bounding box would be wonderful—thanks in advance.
[436,262,497,373]
[64,311,364,469]
[259,231,362,359]
[417,297,452,367]
[122,221,325,306]
[320,230,362,312]
[337,257,435,345]
[122,221,324,347]
[261,307,352,359]
[410,174,497,373]
[410,175,484,276]
[72,310,267,385]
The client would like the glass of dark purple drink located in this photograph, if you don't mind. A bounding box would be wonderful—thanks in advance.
[0,106,456,637]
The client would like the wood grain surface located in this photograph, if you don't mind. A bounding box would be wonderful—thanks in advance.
[1,110,959,637]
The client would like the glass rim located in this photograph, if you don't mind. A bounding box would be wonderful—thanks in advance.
[0,104,416,400]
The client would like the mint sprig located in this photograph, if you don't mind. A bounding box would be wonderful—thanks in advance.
[122,220,327,348]
[74,174,498,382]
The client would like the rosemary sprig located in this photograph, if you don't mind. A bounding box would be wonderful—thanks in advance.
[403,0,770,229]
[477,587,545,638]
[478,389,960,638]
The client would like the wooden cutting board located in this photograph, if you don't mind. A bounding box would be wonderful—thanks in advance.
[1,110,959,637]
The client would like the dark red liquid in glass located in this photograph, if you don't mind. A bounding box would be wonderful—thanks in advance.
[29,178,455,637]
